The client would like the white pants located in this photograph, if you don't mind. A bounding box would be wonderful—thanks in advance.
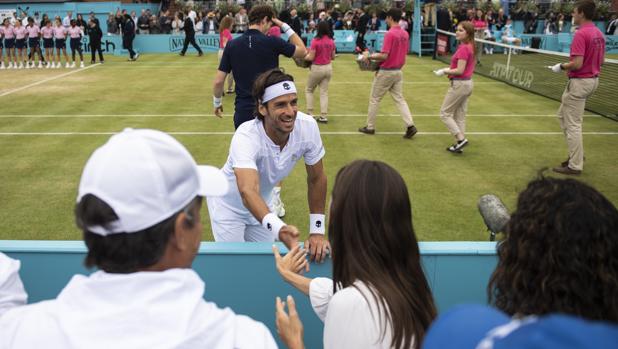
[207,196,275,242]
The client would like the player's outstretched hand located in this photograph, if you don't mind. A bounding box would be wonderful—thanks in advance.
[214,106,223,118]
[276,295,305,349]
[273,244,308,275]
[279,225,300,250]
[304,234,330,263]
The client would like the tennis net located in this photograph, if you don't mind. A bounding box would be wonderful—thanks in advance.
[434,29,618,121]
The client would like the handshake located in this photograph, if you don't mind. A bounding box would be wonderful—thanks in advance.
[433,68,449,77]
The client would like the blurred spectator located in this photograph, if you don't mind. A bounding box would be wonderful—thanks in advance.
[137,9,150,34]
[486,9,495,30]
[88,12,99,27]
[558,13,565,32]
[524,12,538,34]
[172,12,183,34]
[33,12,41,27]
[368,12,380,31]
[130,10,138,34]
[149,15,160,34]
[76,14,86,31]
[195,12,204,34]
[159,10,172,34]
[63,10,72,28]
[495,8,507,30]
[437,6,452,31]
[544,12,558,34]
[234,7,248,33]
[106,13,118,35]
[122,13,137,61]
[289,8,302,35]
[203,12,218,35]
[473,10,487,56]
[487,177,618,323]
[607,14,618,35]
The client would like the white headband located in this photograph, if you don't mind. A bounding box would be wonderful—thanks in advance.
[261,81,297,104]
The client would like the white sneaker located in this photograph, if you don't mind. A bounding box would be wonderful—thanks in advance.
[25,62,30,69]
[38,62,43,68]
[79,62,84,68]
[18,63,24,69]
[57,63,62,69]
[45,62,50,69]
[7,62,13,69]
[270,187,286,218]
[70,62,75,68]
[0,63,4,70]
[65,62,69,68]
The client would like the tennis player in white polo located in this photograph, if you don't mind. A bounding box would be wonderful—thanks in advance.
[207,68,330,261]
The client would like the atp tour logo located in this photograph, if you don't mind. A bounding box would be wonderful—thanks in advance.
[315,220,322,228]
[283,82,291,90]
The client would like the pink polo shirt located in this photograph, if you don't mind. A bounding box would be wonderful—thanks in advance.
[53,26,67,39]
[448,43,476,79]
[219,29,232,49]
[2,26,14,39]
[473,19,487,30]
[41,26,54,39]
[13,26,27,40]
[380,25,409,69]
[568,22,605,79]
[26,25,40,38]
[68,26,82,39]
[310,36,335,65]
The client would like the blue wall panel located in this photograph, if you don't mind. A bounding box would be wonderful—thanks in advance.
[1,240,498,349]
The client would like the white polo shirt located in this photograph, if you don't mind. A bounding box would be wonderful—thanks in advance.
[214,112,325,221]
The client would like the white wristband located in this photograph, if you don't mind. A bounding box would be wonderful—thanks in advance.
[284,28,296,37]
[213,96,222,108]
[309,214,326,235]
[280,23,291,32]
[262,213,286,240]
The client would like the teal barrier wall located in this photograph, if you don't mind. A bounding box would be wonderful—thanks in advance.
[0,241,497,349]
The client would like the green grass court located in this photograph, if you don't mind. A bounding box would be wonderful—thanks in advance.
[0,53,617,242]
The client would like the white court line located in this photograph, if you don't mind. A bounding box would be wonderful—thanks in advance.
[0,64,100,98]
[0,114,600,118]
[0,131,615,136]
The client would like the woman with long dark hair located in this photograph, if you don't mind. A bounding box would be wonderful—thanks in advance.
[304,20,335,124]
[433,21,476,154]
[488,177,618,323]
[274,160,437,349]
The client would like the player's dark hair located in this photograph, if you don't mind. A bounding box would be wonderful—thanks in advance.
[316,20,331,38]
[76,194,200,273]
[488,177,618,323]
[248,4,276,25]
[575,0,596,20]
[252,68,295,120]
[329,160,437,349]
[386,8,402,22]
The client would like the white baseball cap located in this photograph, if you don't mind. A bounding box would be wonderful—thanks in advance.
[77,128,228,236]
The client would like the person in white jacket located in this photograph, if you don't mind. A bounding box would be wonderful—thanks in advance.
[273,160,437,349]
[0,252,27,317]
[0,129,277,349]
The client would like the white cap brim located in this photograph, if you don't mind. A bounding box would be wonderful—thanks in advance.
[197,165,229,197]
